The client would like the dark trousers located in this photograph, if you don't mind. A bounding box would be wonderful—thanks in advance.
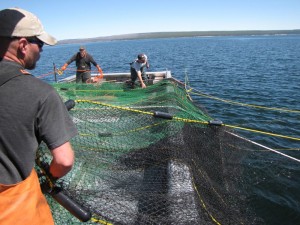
[76,71,91,83]
[130,67,148,84]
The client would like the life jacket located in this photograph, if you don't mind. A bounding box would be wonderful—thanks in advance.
[0,169,54,225]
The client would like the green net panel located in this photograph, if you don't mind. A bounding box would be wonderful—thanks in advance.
[36,79,270,224]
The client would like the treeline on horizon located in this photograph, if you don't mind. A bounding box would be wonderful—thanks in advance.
[58,29,300,44]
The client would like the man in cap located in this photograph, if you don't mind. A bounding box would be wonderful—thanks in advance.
[130,53,150,88]
[61,46,103,83]
[0,7,77,225]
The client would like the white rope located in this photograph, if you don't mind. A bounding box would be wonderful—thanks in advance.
[227,131,300,163]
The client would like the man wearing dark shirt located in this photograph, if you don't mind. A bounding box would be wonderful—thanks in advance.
[0,7,77,225]
[61,46,103,83]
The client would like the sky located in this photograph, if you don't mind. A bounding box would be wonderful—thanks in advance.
[0,0,299,41]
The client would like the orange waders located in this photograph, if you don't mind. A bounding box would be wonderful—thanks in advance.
[0,169,54,225]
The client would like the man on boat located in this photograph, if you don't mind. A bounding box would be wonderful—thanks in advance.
[61,46,103,83]
[130,53,150,88]
[0,7,77,225]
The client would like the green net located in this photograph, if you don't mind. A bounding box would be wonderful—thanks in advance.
[36,79,268,224]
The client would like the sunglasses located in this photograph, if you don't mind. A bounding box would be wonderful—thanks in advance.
[26,37,44,48]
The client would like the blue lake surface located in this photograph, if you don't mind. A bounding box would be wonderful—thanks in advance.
[34,35,300,224]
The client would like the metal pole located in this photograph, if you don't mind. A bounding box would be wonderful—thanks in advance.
[53,63,57,82]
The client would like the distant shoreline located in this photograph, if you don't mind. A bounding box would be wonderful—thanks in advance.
[58,30,300,45]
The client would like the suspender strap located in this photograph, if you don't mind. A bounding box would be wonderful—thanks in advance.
[0,74,21,87]
[0,70,30,87]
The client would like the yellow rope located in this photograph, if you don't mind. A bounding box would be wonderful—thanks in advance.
[224,124,300,141]
[90,217,113,225]
[75,100,153,116]
[75,100,300,142]
[189,90,300,114]
[192,178,222,225]
[173,116,208,124]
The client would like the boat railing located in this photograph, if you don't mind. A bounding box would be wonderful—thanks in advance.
[58,70,172,84]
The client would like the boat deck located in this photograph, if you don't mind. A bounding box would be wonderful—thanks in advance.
[58,71,172,84]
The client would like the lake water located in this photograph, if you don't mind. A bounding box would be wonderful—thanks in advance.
[34,35,300,224]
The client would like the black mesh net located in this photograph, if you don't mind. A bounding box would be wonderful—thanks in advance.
[35,79,297,224]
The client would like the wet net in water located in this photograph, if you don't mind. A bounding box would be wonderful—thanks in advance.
[36,79,298,225]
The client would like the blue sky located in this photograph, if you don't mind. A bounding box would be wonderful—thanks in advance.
[1,0,299,41]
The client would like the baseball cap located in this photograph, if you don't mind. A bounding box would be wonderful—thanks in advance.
[79,46,85,50]
[138,53,146,60]
[0,7,57,45]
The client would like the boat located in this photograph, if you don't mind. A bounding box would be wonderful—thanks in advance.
[57,70,172,84]
[36,70,299,225]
